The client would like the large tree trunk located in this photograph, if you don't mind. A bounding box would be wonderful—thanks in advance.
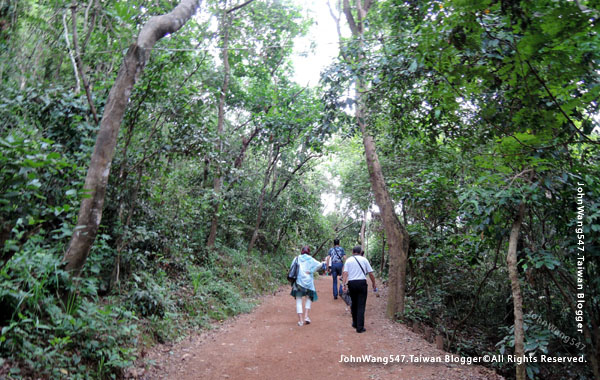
[206,12,231,248]
[63,0,201,276]
[338,0,409,318]
[359,103,409,318]
[507,202,526,380]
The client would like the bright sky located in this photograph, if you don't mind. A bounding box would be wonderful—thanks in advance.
[288,1,346,215]
[291,0,343,86]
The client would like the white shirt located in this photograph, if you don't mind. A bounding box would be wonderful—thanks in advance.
[343,255,373,281]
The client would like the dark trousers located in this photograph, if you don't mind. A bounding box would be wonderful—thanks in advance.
[331,262,343,298]
[348,279,368,331]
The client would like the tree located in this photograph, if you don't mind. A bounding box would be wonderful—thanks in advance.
[507,202,526,380]
[332,0,410,317]
[63,0,202,276]
[205,0,310,248]
[366,0,599,378]
[206,7,232,248]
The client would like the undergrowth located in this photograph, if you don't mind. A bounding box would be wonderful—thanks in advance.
[0,240,290,379]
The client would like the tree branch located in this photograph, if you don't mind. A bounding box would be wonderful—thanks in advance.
[363,0,374,13]
[82,0,97,53]
[234,126,260,168]
[63,0,203,276]
[448,241,501,350]
[227,0,255,14]
[71,3,99,124]
[62,11,80,93]
[525,60,598,145]
[342,0,359,35]
[137,0,201,50]
[271,154,320,200]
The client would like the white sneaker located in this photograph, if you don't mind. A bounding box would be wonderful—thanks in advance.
[297,321,303,326]
[304,317,311,324]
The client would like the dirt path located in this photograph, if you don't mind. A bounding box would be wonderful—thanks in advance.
[134,277,503,380]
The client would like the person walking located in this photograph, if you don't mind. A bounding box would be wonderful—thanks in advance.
[342,245,377,333]
[290,246,322,326]
[326,239,346,299]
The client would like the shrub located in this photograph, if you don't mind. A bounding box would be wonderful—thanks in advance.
[0,248,138,379]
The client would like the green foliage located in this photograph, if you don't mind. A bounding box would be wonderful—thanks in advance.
[0,131,79,251]
[0,248,137,379]
[1,0,597,379]
[0,1,330,378]
[495,314,565,379]
[322,0,599,379]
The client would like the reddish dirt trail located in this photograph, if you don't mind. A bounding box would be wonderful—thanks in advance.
[136,276,503,380]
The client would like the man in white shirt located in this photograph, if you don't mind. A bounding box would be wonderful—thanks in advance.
[342,245,377,333]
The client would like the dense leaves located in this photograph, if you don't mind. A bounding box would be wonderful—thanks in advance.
[322,0,599,379]
[0,0,333,378]
[0,0,598,379]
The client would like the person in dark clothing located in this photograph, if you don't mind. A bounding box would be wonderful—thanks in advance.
[342,245,377,333]
[326,239,346,299]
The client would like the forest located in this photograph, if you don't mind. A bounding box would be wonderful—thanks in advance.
[0,0,598,379]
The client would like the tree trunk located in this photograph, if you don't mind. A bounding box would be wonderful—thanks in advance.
[360,107,409,318]
[206,12,231,248]
[380,236,386,273]
[234,126,260,169]
[247,181,268,254]
[273,225,287,253]
[62,0,201,276]
[337,0,409,319]
[359,209,367,246]
[507,202,526,380]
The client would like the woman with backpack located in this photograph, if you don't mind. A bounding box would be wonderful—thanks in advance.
[289,246,322,326]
